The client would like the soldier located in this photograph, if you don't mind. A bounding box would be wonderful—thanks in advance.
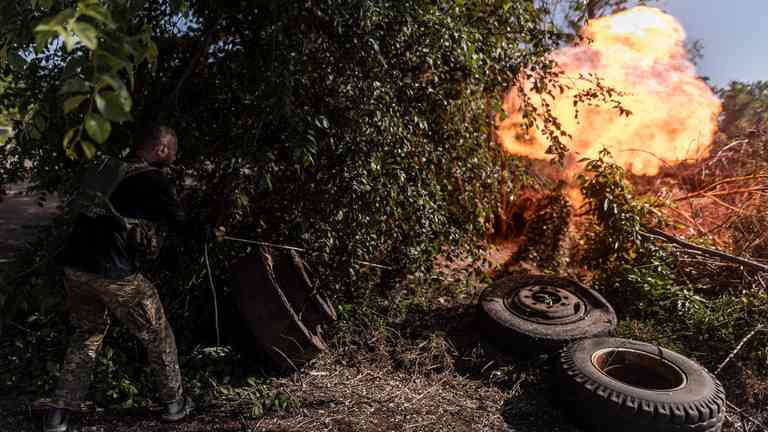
[40,126,194,432]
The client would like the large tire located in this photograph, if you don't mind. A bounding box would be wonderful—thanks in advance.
[274,250,337,327]
[478,275,616,354]
[231,247,332,370]
[557,337,726,432]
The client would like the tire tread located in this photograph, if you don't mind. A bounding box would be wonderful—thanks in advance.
[557,340,726,431]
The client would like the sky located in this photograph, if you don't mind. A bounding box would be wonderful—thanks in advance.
[657,0,768,88]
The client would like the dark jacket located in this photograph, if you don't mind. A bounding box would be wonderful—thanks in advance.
[60,167,185,278]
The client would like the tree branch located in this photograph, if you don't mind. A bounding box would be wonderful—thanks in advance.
[715,324,765,375]
[642,228,768,273]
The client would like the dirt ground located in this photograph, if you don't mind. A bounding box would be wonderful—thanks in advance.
[0,182,60,261]
[0,324,583,432]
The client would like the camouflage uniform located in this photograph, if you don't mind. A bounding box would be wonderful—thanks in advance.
[49,267,182,410]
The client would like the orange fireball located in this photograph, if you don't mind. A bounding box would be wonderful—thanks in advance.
[497,6,721,177]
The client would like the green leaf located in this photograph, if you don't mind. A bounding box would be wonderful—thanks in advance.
[62,33,77,52]
[33,111,48,132]
[62,55,88,78]
[145,40,159,65]
[62,127,79,157]
[81,139,97,159]
[63,95,89,113]
[95,50,131,72]
[35,8,75,31]
[84,112,111,144]
[98,75,132,111]
[98,73,128,95]
[7,52,26,72]
[78,4,114,26]
[169,0,189,14]
[71,22,99,50]
[34,31,57,54]
[127,67,135,91]
[59,78,90,94]
[95,91,132,123]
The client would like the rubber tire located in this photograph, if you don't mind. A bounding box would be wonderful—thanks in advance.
[274,250,337,327]
[478,275,617,354]
[557,337,726,432]
[231,248,329,371]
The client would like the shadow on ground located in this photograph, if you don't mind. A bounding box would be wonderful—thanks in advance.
[500,379,583,432]
[390,302,586,432]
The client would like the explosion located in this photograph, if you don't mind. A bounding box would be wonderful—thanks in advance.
[497,6,721,177]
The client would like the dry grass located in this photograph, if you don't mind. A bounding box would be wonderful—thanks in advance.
[254,354,507,432]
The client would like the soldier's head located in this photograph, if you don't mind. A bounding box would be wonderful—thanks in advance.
[136,125,177,168]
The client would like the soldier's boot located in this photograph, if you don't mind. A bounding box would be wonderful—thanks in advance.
[42,408,69,432]
[161,396,195,422]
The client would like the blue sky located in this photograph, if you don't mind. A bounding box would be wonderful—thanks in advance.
[658,0,768,88]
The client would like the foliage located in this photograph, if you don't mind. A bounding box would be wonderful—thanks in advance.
[577,148,666,274]
[0,314,66,400]
[577,148,768,382]
[0,0,596,413]
[32,0,158,158]
[718,81,768,137]
[0,0,602,310]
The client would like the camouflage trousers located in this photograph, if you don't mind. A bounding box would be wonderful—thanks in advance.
[50,267,183,410]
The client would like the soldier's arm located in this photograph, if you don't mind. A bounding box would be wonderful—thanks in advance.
[142,172,186,271]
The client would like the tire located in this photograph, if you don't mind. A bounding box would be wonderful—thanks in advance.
[274,250,337,327]
[556,337,726,432]
[478,275,617,354]
[231,247,330,371]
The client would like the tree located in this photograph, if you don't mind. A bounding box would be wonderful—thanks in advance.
[0,0,619,321]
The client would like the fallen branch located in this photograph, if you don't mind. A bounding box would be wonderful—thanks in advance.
[676,186,768,203]
[699,173,767,193]
[706,140,749,167]
[702,192,745,213]
[675,174,768,202]
[715,324,765,375]
[641,229,768,273]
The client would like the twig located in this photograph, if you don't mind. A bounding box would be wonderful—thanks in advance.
[406,420,436,429]
[403,376,449,408]
[223,236,307,252]
[706,139,749,167]
[705,212,741,236]
[715,324,765,375]
[7,321,33,334]
[675,186,768,203]
[222,235,393,270]
[675,177,768,202]
[727,401,768,432]
[664,205,703,231]
[699,173,767,194]
[757,274,767,291]
[642,229,768,273]
[203,240,221,346]
[169,33,214,114]
[702,192,745,213]
[738,410,750,432]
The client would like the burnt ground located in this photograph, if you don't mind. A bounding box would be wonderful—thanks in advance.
[0,184,763,432]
